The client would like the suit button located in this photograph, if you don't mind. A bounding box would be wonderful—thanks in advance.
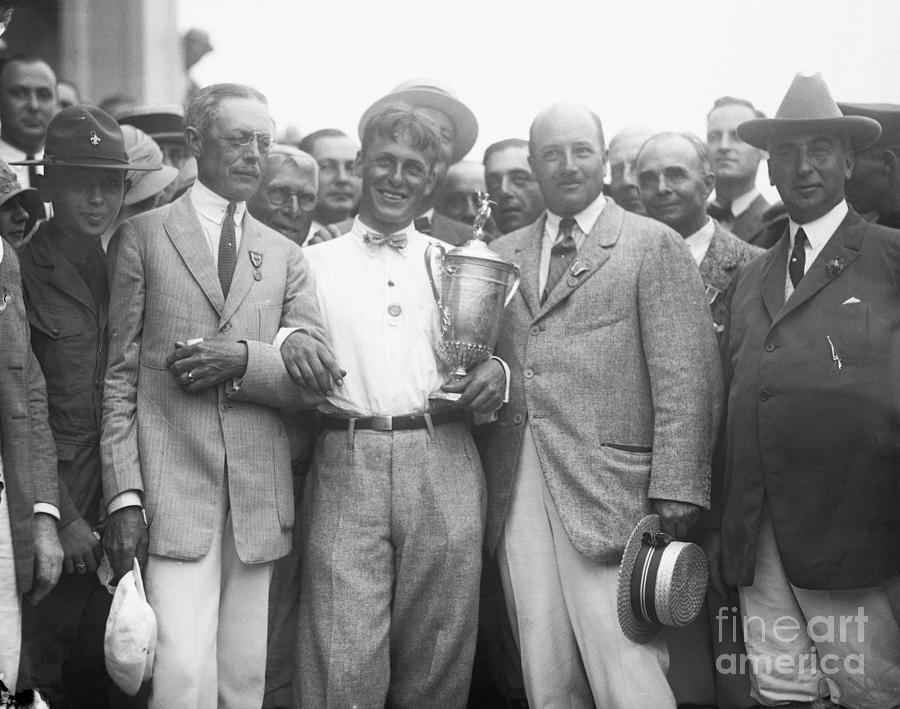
[759,390,770,401]
[513,413,523,424]
[530,326,540,336]
[524,368,534,379]
[765,343,775,352]
[566,277,578,287]
[51,327,59,335]
[221,321,232,333]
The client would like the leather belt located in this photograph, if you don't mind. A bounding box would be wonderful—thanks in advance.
[321,409,467,432]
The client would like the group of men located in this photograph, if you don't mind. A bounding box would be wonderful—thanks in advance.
[0,47,897,709]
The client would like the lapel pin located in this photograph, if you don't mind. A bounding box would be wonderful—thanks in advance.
[249,251,263,269]
[570,259,591,277]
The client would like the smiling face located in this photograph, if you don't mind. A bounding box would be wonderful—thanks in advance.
[529,103,606,217]
[188,96,271,202]
[39,166,126,240]
[356,134,436,235]
[767,132,853,224]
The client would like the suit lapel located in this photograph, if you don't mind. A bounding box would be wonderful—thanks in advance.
[773,211,864,326]
[700,223,739,306]
[538,202,620,315]
[164,196,225,315]
[759,225,789,321]
[510,216,544,318]
[220,216,259,326]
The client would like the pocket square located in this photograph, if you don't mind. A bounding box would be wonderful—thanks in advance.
[842,297,862,305]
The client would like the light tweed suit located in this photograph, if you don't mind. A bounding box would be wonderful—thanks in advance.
[101,192,322,707]
[479,200,722,707]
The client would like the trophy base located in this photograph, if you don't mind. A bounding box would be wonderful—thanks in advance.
[428,390,462,403]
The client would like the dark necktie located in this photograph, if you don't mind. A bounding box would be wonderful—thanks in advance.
[789,227,807,289]
[707,200,733,223]
[542,217,577,304]
[25,153,37,188]
[218,202,237,298]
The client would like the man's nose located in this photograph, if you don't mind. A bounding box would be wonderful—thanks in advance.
[623,161,638,185]
[562,148,577,171]
[284,194,301,217]
[462,194,480,221]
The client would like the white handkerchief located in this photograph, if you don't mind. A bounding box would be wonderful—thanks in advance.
[842,297,861,305]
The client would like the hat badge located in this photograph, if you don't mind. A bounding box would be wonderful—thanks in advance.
[89,130,101,146]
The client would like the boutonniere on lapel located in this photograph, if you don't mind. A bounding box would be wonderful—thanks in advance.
[0,289,13,314]
[249,250,263,281]
[825,257,845,278]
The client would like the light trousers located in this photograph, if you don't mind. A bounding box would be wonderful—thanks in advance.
[0,488,21,692]
[739,508,900,709]
[497,425,674,709]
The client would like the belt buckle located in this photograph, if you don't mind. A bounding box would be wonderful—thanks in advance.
[369,415,393,431]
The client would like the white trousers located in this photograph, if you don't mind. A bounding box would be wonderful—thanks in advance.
[0,487,21,692]
[145,507,272,709]
[497,425,673,709]
[739,508,900,709]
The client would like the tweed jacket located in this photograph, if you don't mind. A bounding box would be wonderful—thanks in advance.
[0,240,57,593]
[480,201,722,563]
[718,209,900,588]
[101,193,324,564]
[700,220,765,339]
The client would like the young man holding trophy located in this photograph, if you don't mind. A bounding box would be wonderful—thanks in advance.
[279,103,511,708]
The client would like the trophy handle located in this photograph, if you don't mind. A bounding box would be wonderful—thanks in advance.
[424,242,452,334]
[504,263,521,307]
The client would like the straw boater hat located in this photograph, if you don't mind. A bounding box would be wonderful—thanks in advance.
[115,103,186,142]
[357,78,478,163]
[616,514,709,644]
[738,72,882,151]
[11,105,160,172]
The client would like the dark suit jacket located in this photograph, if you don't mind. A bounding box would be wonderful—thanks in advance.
[700,221,764,338]
[719,209,900,588]
[0,239,57,594]
[19,222,108,527]
[480,202,722,562]
[731,193,770,244]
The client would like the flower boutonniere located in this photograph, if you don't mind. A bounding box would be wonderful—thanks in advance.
[825,257,846,278]
[0,290,13,314]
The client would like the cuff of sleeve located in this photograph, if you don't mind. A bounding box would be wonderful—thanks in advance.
[490,355,511,404]
[274,326,310,350]
[107,490,143,515]
[33,503,60,520]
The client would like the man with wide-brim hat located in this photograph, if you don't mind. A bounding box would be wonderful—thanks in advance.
[13,104,157,703]
[357,78,478,239]
[837,102,900,229]
[0,159,45,249]
[711,72,900,709]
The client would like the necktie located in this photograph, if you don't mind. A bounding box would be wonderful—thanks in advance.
[25,154,37,188]
[218,202,237,298]
[364,231,407,250]
[542,217,577,304]
[707,200,733,223]
[789,227,807,289]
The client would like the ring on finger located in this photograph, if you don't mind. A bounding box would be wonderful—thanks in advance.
[187,370,195,383]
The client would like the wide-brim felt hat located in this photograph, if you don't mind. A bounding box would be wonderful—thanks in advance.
[838,102,900,149]
[738,72,881,151]
[616,514,708,644]
[12,105,160,171]
[357,78,478,163]
[115,103,186,142]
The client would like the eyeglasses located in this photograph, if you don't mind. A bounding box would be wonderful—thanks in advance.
[223,130,273,154]
[265,186,316,209]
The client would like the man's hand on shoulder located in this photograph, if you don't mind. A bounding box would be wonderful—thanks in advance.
[281,330,346,396]
[440,359,506,414]
[102,507,149,583]
[166,337,248,391]
[651,498,701,539]
[28,513,63,606]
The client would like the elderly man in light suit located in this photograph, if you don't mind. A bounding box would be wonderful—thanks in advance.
[101,83,335,709]
[479,101,722,708]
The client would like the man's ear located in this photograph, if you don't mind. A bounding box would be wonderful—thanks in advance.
[882,149,897,173]
[353,149,363,179]
[184,127,203,159]
[704,171,716,200]
[34,173,52,203]
[767,158,775,187]
[123,177,132,197]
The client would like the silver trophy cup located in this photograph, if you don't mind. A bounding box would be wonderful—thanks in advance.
[424,192,520,402]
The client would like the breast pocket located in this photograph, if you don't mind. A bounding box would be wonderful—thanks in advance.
[828,301,869,365]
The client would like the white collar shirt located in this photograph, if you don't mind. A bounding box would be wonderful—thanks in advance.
[0,138,42,188]
[540,193,606,293]
[684,217,716,266]
[785,199,848,298]
[189,180,247,267]
[301,216,446,416]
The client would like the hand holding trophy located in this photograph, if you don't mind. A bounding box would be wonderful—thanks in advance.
[425,190,520,402]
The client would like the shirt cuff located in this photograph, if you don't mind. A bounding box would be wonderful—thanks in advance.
[490,355,511,404]
[33,503,60,520]
[107,490,143,515]
[274,326,310,350]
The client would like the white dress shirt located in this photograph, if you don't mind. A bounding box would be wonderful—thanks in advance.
[0,245,58,520]
[684,217,716,265]
[189,179,247,266]
[540,194,606,293]
[785,200,848,298]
